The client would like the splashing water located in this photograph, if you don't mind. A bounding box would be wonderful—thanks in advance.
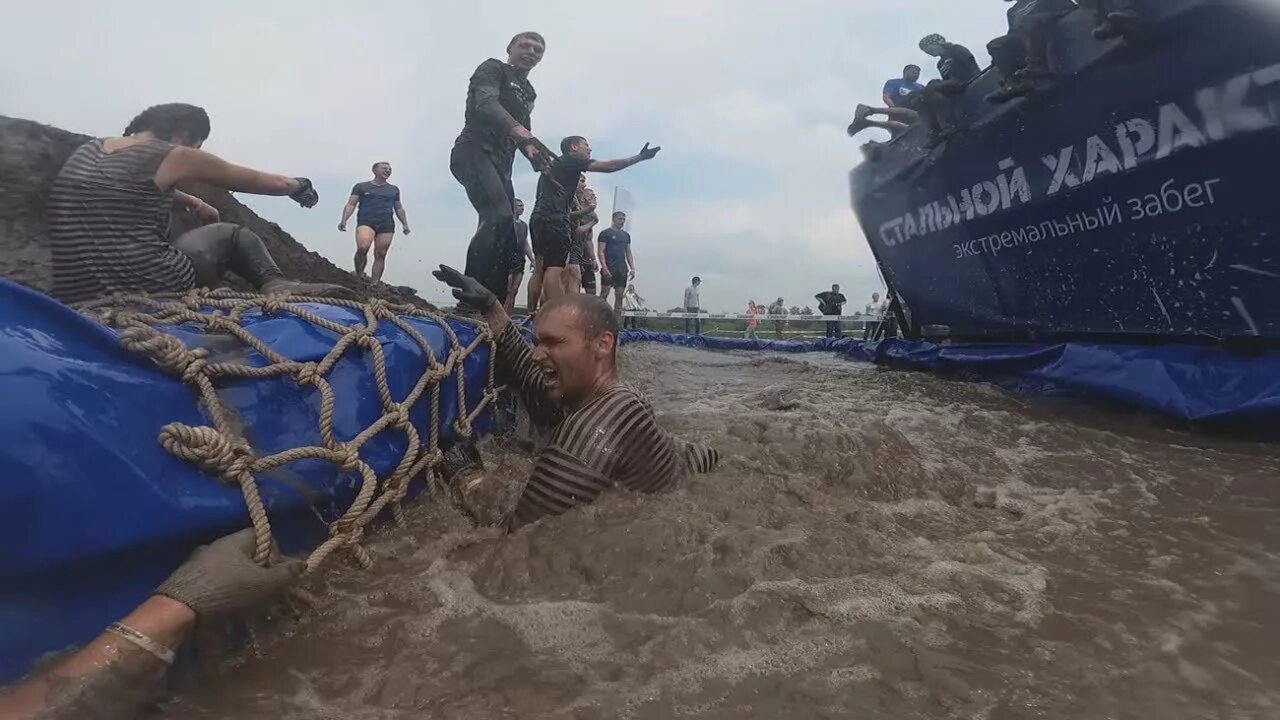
[164,345,1280,719]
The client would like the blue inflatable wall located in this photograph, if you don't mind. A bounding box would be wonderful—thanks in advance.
[0,279,492,685]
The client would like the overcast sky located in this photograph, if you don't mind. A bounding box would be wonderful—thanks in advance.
[3,0,1006,311]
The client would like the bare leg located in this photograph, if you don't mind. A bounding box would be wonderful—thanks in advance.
[612,285,625,323]
[542,266,566,303]
[526,257,544,313]
[563,265,582,295]
[505,273,523,314]
[370,233,394,284]
[353,226,375,277]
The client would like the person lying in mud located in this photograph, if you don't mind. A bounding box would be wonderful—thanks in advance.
[0,530,301,720]
[433,265,720,529]
[47,102,353,305]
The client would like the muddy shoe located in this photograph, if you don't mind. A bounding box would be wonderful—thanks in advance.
[261,279,358,300]
[854,103,872,121]
[847,118,873,137]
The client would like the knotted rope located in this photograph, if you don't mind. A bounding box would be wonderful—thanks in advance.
[84,288,498,573]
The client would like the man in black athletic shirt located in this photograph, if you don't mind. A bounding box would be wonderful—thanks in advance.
[531,136,660,305]
[451,31,550,300]
[339,161,410,284]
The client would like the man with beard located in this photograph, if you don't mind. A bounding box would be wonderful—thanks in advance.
[451,31,551,301]
[433,265,719,529]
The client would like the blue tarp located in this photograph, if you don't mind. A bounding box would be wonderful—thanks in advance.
[618,331,1280,424]
[0,278,491,684]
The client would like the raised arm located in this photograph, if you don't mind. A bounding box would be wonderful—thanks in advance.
[155,147,301,196]
[586,143,661,173]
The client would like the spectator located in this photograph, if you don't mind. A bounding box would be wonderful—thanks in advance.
[622,283,644,330]
[802,305,814,315]
[683,276,703,335]
[597,210,635,323]
[745,301,760,340]
[848,65,925,139]
[863,291,885,340]
[815,283,848,339]
[986,0,1076,103]
[505,199,534,314]
[768,297,787,339]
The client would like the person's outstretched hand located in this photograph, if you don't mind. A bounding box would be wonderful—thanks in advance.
[433,264,497,312]
[290,178,320,208]
[638,142,661,161]
[156,529,304,617]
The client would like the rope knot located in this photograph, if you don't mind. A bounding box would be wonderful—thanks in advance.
[388,407,411,429]
[261,298,290,316]
[295,363,322,387]
[345,326,376,349]
[158,424,254,479]
[338,446,362,473]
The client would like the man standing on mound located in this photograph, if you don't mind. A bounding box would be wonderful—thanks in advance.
[451,31,552,301]
[339,161,411,284]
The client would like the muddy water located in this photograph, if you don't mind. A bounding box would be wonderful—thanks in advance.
[166,345,1280,719]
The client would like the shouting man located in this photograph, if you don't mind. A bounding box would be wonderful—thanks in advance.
[433,265,719,529]
[452,31,551,301]
[339,161,410,284]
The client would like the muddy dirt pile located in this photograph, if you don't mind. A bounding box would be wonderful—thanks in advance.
[0,115,431,308]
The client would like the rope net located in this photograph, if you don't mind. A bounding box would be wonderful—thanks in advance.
[82,288,497,574]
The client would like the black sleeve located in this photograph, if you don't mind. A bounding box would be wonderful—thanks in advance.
[350,184,362,198]
[469,59,522,132]
[563,155,593,174]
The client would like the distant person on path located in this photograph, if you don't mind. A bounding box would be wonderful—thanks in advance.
[0,529,301,719]
[597,211,635,322]
[745,301,760,340]
[622,283,644,330]
[864,291,885,340]
[768,297,787,339]
[46,103,352,305]
[452,31,549,301]
[530,135,659,306]
[683,276,703,335]
[338,161,410,284]
[505,199,534,314]
[432,265,719,529]
[568,184,599,296]
[815,283,848,338]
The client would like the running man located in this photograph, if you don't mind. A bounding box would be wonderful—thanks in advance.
[597,211,634,322]
[339,162,410,284]
[505,199,534,314]
[432,265,719,529]
[452,32,551,301]
[529,136,659,305]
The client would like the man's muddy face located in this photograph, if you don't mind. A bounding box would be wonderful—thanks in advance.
[508,37,545,71]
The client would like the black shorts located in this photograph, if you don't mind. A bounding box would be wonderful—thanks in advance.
[603,263,628,289]
[530,214,571,268]
[357,218,395,235]
[581,266,597,294]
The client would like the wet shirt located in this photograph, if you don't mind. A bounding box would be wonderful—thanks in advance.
[598,228,632,269]
[47,138,195,304]
[937,43,981,82]
[350,181,400,224]
[456,58,536,158]
[496,323,719,528]
[533,155,592,219]
[883,78,924,105]
[514,218,530,257]
[816,291,847,316]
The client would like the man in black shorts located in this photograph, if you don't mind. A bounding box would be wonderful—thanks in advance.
[451,31,552,301]
[596,211,634,322]
[505,198,533,313]
[530,135,660,304]
[338,161,410,284]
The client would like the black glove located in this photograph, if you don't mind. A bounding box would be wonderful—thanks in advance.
[638,142,661,160]
[289,177,319,208]
[432,264,497,312]
[520,137,558,173]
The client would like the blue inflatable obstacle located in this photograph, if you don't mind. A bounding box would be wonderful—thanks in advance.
[618,331,1280,425]
[0,278,493,685]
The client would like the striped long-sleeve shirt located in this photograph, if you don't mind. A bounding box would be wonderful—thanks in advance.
[496,323,719,528]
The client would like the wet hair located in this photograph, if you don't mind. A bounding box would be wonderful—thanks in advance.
[541,294,619,359]
[612,211,626,219]
[560,135,587,154]
[507,31,546,52]
[372,161,390,172]
[692,276,702,284]
[123,103,211,143]
[515,198,524,204]
[904,64,922,74]
[919,33,947,52]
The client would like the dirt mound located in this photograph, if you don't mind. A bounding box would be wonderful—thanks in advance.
[0,115,432,309]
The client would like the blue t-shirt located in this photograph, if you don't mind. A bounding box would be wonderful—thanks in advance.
[882,78,925,105]
[350,181,400,224]
[597,228,632,268]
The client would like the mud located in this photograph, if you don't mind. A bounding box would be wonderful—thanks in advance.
[162,345,1280,719]
[0,115,429,308]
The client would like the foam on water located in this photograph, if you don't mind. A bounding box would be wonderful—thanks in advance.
[164,344,1280,719]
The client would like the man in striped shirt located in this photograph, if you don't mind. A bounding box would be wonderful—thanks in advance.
[433,265,720,529]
